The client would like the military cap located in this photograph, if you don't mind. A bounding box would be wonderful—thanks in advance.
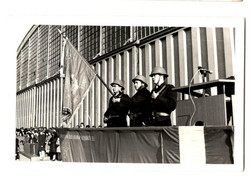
[149,66,168,77]
[111,79,125,90]
[132,75,148,87]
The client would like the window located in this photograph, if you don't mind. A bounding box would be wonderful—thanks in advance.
[79,26,100,61]
[135,26,167,40]
[21,42,28,89]
[48,25,61,77]
[65,25,78,49]
[102,26,130,54]
[16,54,21,91]
[28,29,38,85]
[38,25,49,82]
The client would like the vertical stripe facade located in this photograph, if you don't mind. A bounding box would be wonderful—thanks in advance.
[16,26,235,128]
[16,78,63,128]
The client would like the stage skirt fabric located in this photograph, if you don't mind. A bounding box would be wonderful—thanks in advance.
[56,126,234,164]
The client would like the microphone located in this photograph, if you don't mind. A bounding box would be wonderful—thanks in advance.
[198,66,213,74]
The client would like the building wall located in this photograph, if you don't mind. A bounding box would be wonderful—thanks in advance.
[16,25,235,128]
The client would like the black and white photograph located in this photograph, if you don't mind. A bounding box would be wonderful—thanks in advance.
[15,24,238,164]
[1,0,250,195]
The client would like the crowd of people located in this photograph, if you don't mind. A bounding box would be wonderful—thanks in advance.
[15,127,61,161]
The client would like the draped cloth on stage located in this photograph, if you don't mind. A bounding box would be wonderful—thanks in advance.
[57,126,234,164]
[62,39,96,124]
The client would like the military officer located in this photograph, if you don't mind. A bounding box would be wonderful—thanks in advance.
[130,75,152,127]
[150,66,177,126]
[104,79,130,127]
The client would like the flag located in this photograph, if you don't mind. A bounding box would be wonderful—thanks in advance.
[62,39,96,125]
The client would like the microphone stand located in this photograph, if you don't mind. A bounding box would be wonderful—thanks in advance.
[200,70,208,97]
[188,67,212,126]
[198,67,212,97]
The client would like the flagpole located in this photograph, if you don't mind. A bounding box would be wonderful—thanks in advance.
[58,29,113,96]
[95,73,113,95]
[58,29,67,127]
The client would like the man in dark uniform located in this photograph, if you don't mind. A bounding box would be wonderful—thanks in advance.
[38,128,46,161]
[130,75,152,127]
[150,66,177,126]
[104,79,130,127]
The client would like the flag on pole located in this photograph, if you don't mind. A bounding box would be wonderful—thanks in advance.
[62,38,96,125]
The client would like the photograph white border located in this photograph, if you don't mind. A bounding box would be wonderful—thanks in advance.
[0,0,249,194]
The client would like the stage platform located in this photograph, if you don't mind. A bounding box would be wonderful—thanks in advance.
[56,126,234,164]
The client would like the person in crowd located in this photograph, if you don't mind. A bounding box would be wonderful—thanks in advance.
[29,132,37,144]
[29,132,38,156]
[45,130,52,157]
[19,140,24,153]
[48,129,59,161]
[16,130,24,152]
[56,134,61,161]
[33,128,39,141]
[20,127,25,136]
[149,66,177,126]
[24,132,31,144]
[130,75,152,127]
[38,128,46,160]
[104,79,131,127]
[15,133,19,160]
[79,122,85,128]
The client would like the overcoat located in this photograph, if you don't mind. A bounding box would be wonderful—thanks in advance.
[49,134,58,153]
[151,82,177,126]
[130,87,152,126]
[38,133,46,151]
[104,92,130,127]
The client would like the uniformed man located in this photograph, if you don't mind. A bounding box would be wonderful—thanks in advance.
[150,66,177,126]
[104,79,130,127]
[130,75,152,127]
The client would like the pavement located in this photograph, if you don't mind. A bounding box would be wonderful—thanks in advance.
[17,152,56,162]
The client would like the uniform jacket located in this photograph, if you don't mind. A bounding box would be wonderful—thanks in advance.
[130,87,152,126]
[151,82,177,114]
[104,92,130,127]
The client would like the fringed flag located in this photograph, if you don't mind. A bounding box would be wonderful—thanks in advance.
[62,39,96,126]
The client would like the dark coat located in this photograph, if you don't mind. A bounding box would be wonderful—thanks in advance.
[29,136,37,144]
[38,133,46,151]
[151,82,177,126]
[49,134,58,153]
[130,87,152,126]
[16,138,19,153]
[104,92,130,127]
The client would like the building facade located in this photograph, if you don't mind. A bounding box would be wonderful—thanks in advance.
[16,25,235,128]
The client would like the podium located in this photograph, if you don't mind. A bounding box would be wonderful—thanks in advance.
[173,79,235,126]
[24,143,39,156]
